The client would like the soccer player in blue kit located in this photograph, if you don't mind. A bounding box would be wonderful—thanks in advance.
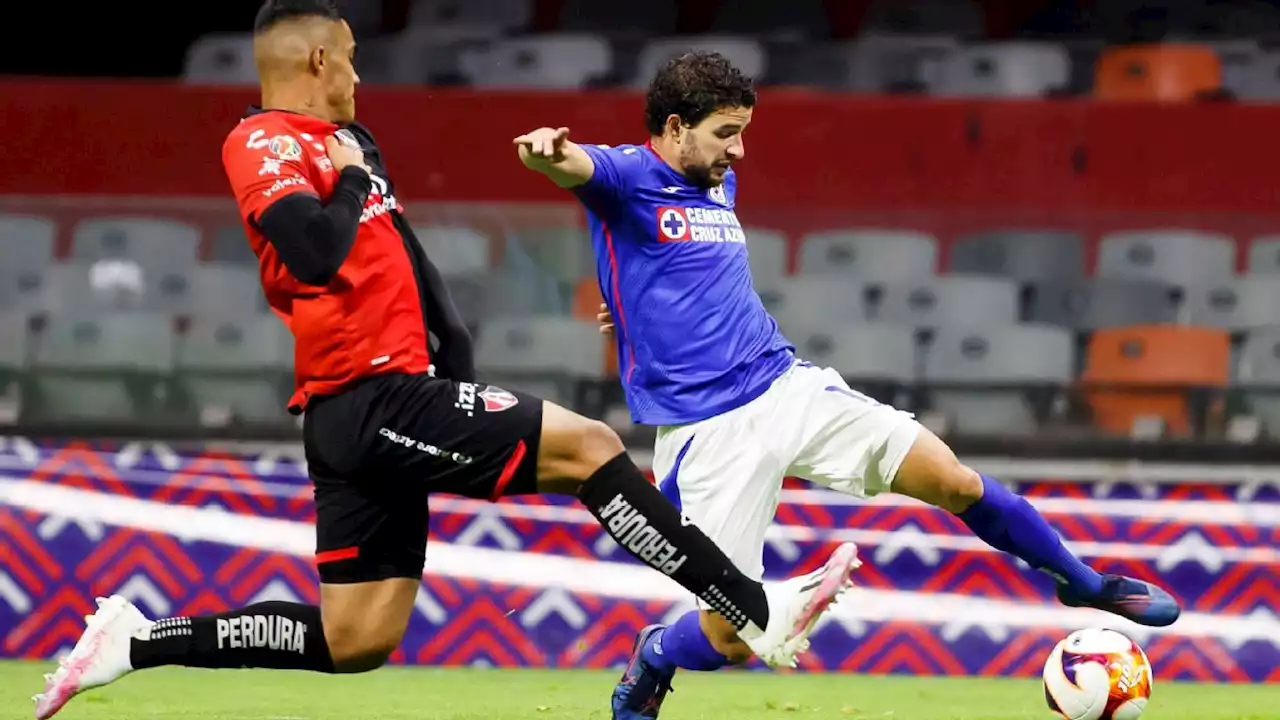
[515,52,1181,719]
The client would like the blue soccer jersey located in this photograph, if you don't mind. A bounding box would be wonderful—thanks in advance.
[572,142,795,426]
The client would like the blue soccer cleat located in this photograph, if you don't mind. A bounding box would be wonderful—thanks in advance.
[1057,574,1181,627]
[611,625,675,720]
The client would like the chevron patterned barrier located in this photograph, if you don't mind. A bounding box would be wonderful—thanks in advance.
[0,437,1277,682]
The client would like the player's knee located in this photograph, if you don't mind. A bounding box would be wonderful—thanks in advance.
[539,405,626,490]
[323,616,401,673]
[930,459,983,514]
[575,418,626,470]
[895,430,983,514]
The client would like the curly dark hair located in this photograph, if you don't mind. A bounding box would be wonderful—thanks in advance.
[644,51,757,136]
[254,0,342,33]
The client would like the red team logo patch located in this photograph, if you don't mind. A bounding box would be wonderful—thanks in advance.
[656,207,691,242]
[480,386,519,412]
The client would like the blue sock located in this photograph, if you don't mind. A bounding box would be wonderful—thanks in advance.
[958,475,1104,597]
[641,611,728,673]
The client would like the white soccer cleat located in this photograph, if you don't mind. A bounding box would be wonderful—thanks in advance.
[740,542,860,668]
[33,595,151,720]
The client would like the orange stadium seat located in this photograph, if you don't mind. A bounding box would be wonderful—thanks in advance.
[1081,325,1231,436]
[1094,44,1223,102]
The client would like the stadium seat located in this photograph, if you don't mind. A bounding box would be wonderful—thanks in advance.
[413,225,493,276]
[513,226,593,283]
[1198,39,1265,99]
[0,270,51,314]
[746,228,789,281]
[709,0,830,40]
[45,263,191,314]
[1097,230,1236,287]
[1094,44,1223,102]
[861,0,985,38]
[756,278,869,336]
[787,323,917,383]
[183,33,258,85]
[838,35,958,93]
[408,0,532,32]
[0,312,28,371]
[379,26,502,85]
[0,312,28,421]
[934,42,1070,98]
[211,225,257,265]
[924,324,1074,436]
[877,275,1019,328]
[948,230,1085,281]
[475,316,604,407]
[1235,328,1280,436]
[558,0,679,34]
[1081,325,1230,437]
[193,265,269,316]
[1185,277,1280,330]
[1026,278,1180,330]
[1236,52,1280,101]
[797,229,937,279]
[178,315,294,426]
[571,279,618,379]
[443,274,489,333]
[458,35,612,89]
[72,218,200,272]
[634,37,768,88]
[0,214,56,274]
[1247,236,1280,274]
[28,312,178,424]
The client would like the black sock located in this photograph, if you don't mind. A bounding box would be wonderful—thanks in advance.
[577,452,769,632]
[130,601,335,672]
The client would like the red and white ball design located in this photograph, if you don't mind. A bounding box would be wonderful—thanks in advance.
[1043,628,1153,720]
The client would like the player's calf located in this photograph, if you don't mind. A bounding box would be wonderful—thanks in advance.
[319,578,418,672]
[891,428,1179,626]
[694,610,752,665]
[893,428,1104,596]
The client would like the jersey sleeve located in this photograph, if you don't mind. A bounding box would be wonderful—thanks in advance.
[222,127,319,223]
[573,144,648,215]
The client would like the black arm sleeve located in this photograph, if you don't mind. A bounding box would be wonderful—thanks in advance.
[255,167,373,287]
[406,227,476,383]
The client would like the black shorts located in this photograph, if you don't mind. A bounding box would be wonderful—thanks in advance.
[302,373,542,584]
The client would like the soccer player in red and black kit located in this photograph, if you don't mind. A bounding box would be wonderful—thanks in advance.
[31,2,860,717]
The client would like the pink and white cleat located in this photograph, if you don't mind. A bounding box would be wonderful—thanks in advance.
[740,542,861,668]
[33,595,152,720]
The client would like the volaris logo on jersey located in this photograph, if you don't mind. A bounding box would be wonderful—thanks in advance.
[656,206,746,244]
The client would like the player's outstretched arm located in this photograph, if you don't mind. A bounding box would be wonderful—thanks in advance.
[513,126,595,189]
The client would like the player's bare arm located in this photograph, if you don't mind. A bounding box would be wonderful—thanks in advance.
[513,126,595,188]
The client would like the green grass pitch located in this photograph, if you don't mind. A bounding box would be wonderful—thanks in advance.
[1,661,1274,720]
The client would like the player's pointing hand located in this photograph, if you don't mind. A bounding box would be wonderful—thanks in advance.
[513,127,571,163]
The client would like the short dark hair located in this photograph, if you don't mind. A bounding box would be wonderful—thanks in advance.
[254,0,342,33]
[644,51,757,136]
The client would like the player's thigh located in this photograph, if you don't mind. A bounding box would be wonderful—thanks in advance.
[536,398,626,494]
[654,412,785,582]
[304,380,438,586]
[785,365,922,498]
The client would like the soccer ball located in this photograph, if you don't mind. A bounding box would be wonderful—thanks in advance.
[1042,628,1153,720]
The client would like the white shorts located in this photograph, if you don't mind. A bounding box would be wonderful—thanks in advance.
[652,361,921,585]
